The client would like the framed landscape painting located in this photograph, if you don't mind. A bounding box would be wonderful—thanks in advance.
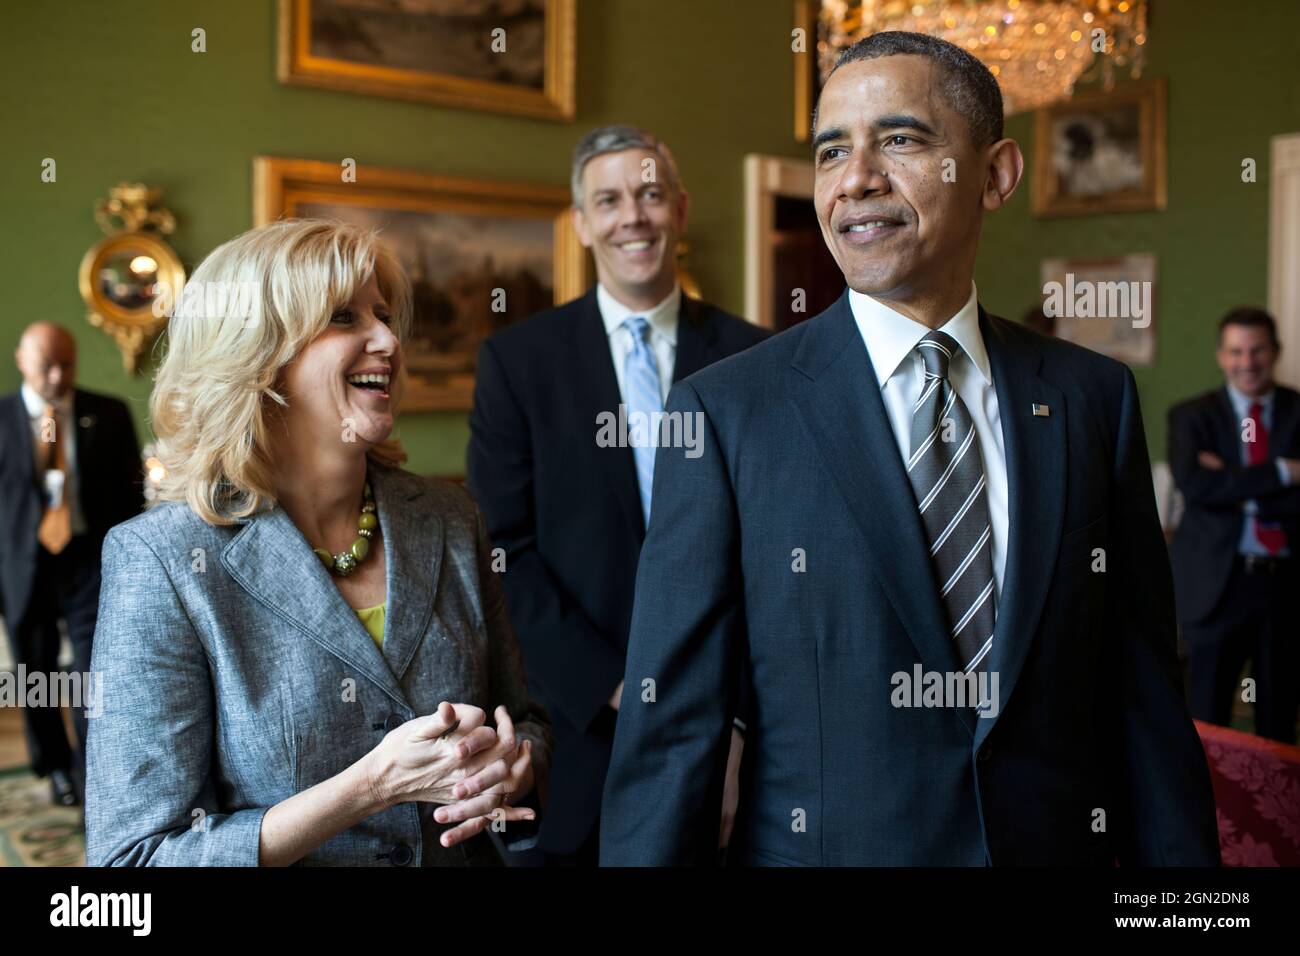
[277,0,576,121]
[254,156,588,411]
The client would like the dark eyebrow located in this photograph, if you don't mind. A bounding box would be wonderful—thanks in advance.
[811,114,938,153]
[811,126,847,152]
[873,114,938,136]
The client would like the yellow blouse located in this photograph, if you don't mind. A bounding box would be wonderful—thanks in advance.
[354,603,386,648]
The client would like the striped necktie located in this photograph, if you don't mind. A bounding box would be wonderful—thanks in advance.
[906,331,995,674]
[623,316,662,525]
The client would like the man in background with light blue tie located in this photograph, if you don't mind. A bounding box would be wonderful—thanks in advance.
[468,125,767,865]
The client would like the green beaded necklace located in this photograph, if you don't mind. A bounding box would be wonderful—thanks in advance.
[312,480,378,577]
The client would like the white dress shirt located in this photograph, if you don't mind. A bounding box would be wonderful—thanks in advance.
[21,382,87,535]
[598,282,680,403]
[849,283,1009,598]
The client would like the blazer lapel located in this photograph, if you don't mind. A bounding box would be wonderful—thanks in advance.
[567,288,646,540]
[221,495,407,706]
[1214,388,1241,459]
[372,466,440,683]
[672,295,719,384]
[1271,388,1300,452]
[72,390,96,476]
[790,294,965,706]
[6,392,38,489]
[975,313,1066,750]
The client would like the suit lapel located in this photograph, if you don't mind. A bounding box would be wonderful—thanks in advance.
[71,390,95,478]
[221,482,408,706]
[567,288,646,540]
[974,313,1066,750]
[372,466,441,683]
[1214,388,1241,459]
[790,294,965,710]
[672,295,719,384]
[1272,388,1300,452]
[6,392,38,489]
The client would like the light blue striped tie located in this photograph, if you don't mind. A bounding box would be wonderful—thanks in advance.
[623,316,662,525]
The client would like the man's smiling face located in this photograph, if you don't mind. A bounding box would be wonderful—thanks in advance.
[812,54,990,305]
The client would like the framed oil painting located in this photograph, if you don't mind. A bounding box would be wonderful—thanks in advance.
[277,0,576,121]
[1039,254,1157,366]
[254,156,588,411]
[1032,78,1167,218]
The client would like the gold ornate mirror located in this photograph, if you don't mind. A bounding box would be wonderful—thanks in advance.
[79,184,184,374]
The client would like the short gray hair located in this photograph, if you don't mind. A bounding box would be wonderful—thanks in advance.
[570,125,683,206]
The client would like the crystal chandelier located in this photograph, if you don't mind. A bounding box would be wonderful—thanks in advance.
[818,0,1148,114]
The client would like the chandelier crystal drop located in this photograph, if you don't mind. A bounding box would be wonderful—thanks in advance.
[818,0,1148,114]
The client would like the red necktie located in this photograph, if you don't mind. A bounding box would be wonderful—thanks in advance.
[1246,401,1287,554]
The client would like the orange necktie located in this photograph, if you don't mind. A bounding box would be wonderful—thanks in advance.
[37,403,72,554]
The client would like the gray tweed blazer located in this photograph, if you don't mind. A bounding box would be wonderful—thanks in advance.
[85,464,551,866]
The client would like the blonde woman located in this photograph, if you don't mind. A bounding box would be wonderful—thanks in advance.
[85,219,551,867]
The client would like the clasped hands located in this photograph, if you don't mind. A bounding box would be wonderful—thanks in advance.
[365,702,535,848]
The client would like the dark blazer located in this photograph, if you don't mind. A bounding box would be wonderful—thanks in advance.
[1168,386,1300,624]
[0,388,142,627]
[467,287,768,855]
[600,292,1220,866]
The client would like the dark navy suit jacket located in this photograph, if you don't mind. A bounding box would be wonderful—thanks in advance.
[468,287,768,855]
[601,292,1220,866]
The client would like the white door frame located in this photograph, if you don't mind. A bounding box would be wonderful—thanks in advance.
[1270,133,1300,385]
[744,154,815,329]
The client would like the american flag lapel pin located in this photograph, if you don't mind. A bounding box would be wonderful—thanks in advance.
[1032,403,1050,417]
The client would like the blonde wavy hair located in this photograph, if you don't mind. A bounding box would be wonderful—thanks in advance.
[151,218,413,525]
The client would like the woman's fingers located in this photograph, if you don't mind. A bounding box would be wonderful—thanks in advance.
[505,740,532,800]
[494,705,517,749]
[447,703,487,734]
[406,702,486,743]
[435,788,508,824]
[453,725,498,761]
[438,806,537,848]
[405,702,458,742]
[450,756,510,801]
[440,813,491,848]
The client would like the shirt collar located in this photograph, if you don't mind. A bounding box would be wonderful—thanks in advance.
[597,282,681,346]
[848,283,989,388]
[1226,384,1274,415]
[21,383,71,417]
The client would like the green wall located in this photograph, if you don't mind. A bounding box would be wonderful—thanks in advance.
[0,0,807,476]
[975,0,1300,458]
[4,0,1298,471]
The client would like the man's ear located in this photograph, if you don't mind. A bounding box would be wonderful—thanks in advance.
[982,138,1024,211]
[571,204,593,249]
[675,188,690,235]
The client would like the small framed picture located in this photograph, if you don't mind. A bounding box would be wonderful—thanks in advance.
[1032,78,1167,218]
[1039,254,1157,366]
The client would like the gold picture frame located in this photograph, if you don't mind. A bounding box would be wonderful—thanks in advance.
[277,0,576,122]
[1031,78,1167,218]
[793,0,818,143]
[254,156,589,411]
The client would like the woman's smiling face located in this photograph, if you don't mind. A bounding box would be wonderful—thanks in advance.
[278,272,403,450]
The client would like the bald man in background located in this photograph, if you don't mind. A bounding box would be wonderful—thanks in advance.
[1,323,142,805]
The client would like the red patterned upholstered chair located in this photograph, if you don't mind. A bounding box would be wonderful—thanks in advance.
[1196,720,1300,866]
